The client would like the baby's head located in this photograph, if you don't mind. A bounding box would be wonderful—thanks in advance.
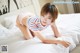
[40,3,58,26]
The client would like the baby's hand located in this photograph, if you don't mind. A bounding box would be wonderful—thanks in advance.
[57,40,71,48]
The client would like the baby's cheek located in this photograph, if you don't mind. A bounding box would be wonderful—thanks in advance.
[46,20,51,24]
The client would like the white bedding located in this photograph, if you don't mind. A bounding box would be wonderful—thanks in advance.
[0,13,80,53]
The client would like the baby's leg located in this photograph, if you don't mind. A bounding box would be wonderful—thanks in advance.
[29,30,35,37]
[16,15,35,39]
[16,18,33,40]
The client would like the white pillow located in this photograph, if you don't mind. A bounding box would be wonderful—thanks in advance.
[0,24,23,45]
[0,24,9,39]
[1,15,17,29]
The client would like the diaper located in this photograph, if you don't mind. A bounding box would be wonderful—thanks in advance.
[17,12,34,25]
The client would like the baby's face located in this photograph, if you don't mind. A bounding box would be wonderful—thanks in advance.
[40,13,52,26]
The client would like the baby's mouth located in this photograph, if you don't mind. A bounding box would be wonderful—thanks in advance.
[42,22,47,26]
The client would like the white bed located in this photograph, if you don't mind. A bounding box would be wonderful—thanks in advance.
[0,13,80,53]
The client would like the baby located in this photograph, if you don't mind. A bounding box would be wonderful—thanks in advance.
[17,12,49,31]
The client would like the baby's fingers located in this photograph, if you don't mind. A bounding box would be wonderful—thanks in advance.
[64,41,71,48]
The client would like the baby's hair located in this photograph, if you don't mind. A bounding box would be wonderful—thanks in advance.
[41,3,58,22]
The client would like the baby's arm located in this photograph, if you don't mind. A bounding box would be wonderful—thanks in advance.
[43,39,70,48]
[51,22,61,38]
[32,31,58,44]
[32,31,70,48]
[32,31,46,41]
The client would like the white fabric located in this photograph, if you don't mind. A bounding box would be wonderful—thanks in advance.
[56,13,80,43]
[0,15,17,29]
[0,13,80,53]
[56,36,76,51]
[0,24,9,39]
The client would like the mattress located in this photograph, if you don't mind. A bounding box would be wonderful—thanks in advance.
[0,13,80,53]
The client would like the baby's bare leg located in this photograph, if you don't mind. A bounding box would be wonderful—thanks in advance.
[16,17,33,40]
[17,24,33,39]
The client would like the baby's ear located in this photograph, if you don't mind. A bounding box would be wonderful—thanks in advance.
[51,19,55,23]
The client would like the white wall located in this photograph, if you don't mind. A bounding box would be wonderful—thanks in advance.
[0,0,36,21]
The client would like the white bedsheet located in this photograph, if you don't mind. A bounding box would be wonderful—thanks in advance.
[8,41,69,53]
[7,35,76,53]
[0,13,80,53]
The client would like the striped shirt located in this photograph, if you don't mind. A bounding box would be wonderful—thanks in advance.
[27,16,49,31]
